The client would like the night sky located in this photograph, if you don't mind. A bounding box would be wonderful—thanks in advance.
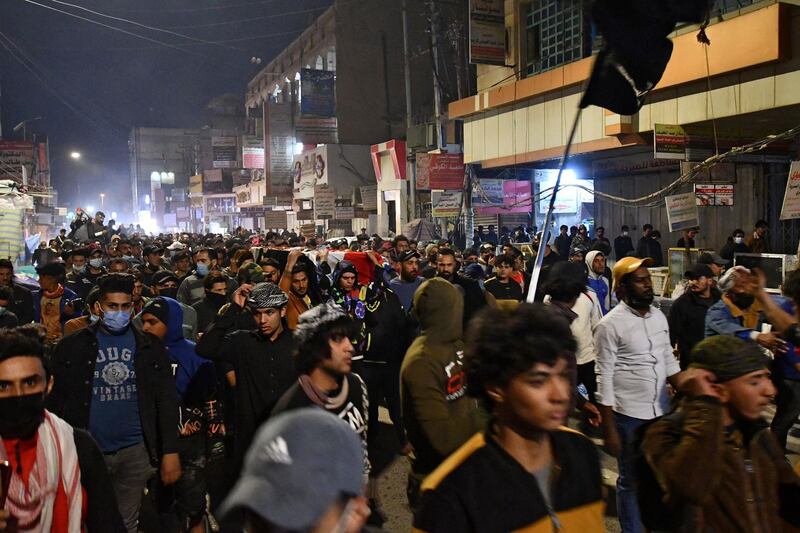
[0,0,332,216]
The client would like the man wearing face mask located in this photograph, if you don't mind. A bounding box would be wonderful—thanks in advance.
[719,228,751,261]
[47,273,181,533]
[192,271,230,333]
[65,248,96,300]
[0,326,125,532]
[177,248,237,307]
[704,266,786,352]
[86,247,108,280]
[594,257,690,533]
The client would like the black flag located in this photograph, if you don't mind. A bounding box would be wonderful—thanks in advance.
[579,0,710,115]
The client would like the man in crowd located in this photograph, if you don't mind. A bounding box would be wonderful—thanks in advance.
[64,286,101,336]
[141,297,223,533]
[192,271,230,333]
[553,225,572,258]
[48,273,181,533]
[0,259,33,325]
[279,249,312,330]
[676,226,699,248]
[0,327,126,532]
[594,257,688,533]
[389,250,425,314]
[643,336,800,532]
[585,250,610,315]
[635,224,659,263]
[393,234,410,255]
[150,270,199,341]
[196,282,296,468]
[138,244,165,287]
[177,247,236,306]
[483,254,523,310]
[614,225,634,260]
[218,409,371,533]
[414,304,604,533]
[401,278,485,507]
[704,266,785,352]
[65,247,96,300]
[33,262,80,345]
[746,219,770,253]
[172,251,192,281]
[86,211,108,244]
[697,251,729,278]
[259,258,282,285]
[0,286,19,328]
[436,248,488,326]
[593,226,610,248]
[668,263,722,369]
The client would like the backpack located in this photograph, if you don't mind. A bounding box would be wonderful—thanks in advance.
[631,408,687,532]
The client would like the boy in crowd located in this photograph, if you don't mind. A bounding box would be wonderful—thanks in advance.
[414,304,604,532]
[483,254,523,310]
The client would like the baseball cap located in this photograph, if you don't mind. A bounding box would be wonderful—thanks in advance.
[397,250,420,263]
[166,241,186,251]
[612,256,655,288]
[690,336,770,382]
[143,245,163,256]
[698,252,730,267]
[219,408,363,530]
[685,263,714,280]
[151,270,179,286]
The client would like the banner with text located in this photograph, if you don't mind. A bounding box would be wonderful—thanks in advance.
[780,161,800,220]
[665,192,700,232]
[242,136,265,169]
[469,0,505,65]
[416,153,465,190]
[300,68,336,117]
[212,137,238,168]
[431,190,463,218]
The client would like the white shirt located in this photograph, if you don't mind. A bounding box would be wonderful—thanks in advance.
[543,291,602,365]
[594,301,681,419]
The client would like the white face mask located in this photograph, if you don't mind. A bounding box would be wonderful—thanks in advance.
[734,236,744,244]
[622,232,629,237]
[89,258,103,268]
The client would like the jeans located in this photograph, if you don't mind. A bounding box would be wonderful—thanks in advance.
[771,378,800,450]
[103,441,156,533]
[614,412,647,533]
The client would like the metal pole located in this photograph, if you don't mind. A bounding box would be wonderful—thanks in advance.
[526,108,583,303]
[429,0,444,151]
[402,0,416,222]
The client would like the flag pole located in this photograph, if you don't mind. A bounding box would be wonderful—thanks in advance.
[526,108,583,303]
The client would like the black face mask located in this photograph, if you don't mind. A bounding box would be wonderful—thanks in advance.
[159,287,179,299]
[0,392,46,439]
[205,291,227,309]
[730,293,755,310]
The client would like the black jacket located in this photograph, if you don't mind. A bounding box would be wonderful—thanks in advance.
[668,288,722,369]
[636,236,664,266]
[5,282,33,325]
[47,323,179,465]
[72,428,127,532]
[614,235,635,259]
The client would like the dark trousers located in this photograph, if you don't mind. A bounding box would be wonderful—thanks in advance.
[103,441,155,533]
[357,361,406,452]
[771,378,800,450]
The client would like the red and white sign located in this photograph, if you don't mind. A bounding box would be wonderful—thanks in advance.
[242,136,265,169]
[416,153,465,190]
[370,140,406,182]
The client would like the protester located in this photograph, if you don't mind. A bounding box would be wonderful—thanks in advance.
[195,282,296,468]
[177,247,236,306]
[218,408,371,533]
[675,226,698,248]
[141,297,223,533]
[150,270,199,340]
[138,244,165,286]
[63,286,101,336]
[668,263,722,369]
[483,254,523,310]
[614,225,634,260]
[258,258,282,285]
[720,228,750,260]
[192,271,229,333]
[595,257,688,533]
[0,327,126,532]
[33,262,80,345]
[414,304,604,533]
[585,250,610,314]
[435,248,489,326]
[592,226,610,249]
[389,250,424,314]
[642,336,800,532]
[0,259,34,325]
[745,219,770,253]
[401,278,485,507]
[65,248,96,300]
[47,273,180,533]
[553,224,572,257]
[278,249,312,330]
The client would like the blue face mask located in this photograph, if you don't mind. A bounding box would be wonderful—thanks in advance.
[72,264,86,274]
[196,263,209,277]
[89,313,100,323]
[89,258,103,269]
[103,309,131,332]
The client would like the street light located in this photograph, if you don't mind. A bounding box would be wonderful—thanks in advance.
[99,193,105,210]
[70,152,81,160]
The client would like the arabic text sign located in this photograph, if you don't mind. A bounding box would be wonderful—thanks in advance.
[242,136,265,169]
[212,137,238,168]
[416,153,465,190]
[314,186,336,219]
[654,123,688,160]
[469,0,505,65]
[300,69,336,117]
[431,190,463,218]
[780,161,800,220]
[665,192,699,232]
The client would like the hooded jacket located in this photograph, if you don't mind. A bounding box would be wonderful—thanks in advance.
[585,251,610,314]
[401,278,485,479]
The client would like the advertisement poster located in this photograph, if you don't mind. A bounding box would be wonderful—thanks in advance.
[242,136,265,169]
[293,146,328,200]
[472,178,504,207]
[300,68,336,117]
[295,116,338,144]
[416,153,465,190]
[469,0,506,66]
[314,186,336,219]
[431,190,463,218]
[780,161,800,220]
[654,124,688,160]
[694,183,734,206]
[665,192,700,232]
[478,180,532,215]
[212,137,238,168]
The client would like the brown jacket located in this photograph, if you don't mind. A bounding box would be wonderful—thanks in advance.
[279,271,308,330]
[643,396,800,532]
[63,315,92,337]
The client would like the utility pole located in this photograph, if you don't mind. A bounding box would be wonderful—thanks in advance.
[429,0,445,152]
[402,0,417,221]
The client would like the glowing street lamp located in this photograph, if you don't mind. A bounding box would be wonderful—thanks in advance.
[70,152,81,160]
[99,193,105,209]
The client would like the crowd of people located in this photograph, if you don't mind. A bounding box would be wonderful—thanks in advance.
[0,208,798,532]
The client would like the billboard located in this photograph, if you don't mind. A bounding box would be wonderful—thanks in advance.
[212,137,238,168]
[267,101,294,197]
[431,190,463,218]
[293,146,328,200]
[469,0,506,66]
[416,153,465,190]
[242,136,265,169]
[300,68,336,117]
[665,192,700,232]
[0,141,34,181]
[295,116,338,145]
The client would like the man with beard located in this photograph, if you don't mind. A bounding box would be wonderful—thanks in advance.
[0,259,34,325]
[668,263,722,369]
[195,283,296,469]
[594,257,689,533]
[177,248,237,306]
[436,248,488,327]
[279,249,313,330]
[0,327,125,532]
[389,250,425,314]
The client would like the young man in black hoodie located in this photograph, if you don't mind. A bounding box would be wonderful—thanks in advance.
[668,263,722,369]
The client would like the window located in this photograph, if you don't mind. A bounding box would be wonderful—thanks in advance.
[327,48,336,72]
[525,0,590,76]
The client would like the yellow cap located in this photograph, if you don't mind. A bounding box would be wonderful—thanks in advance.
[612,256,655,288]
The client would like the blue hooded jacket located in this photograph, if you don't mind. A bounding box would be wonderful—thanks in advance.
[160,297,215,403]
